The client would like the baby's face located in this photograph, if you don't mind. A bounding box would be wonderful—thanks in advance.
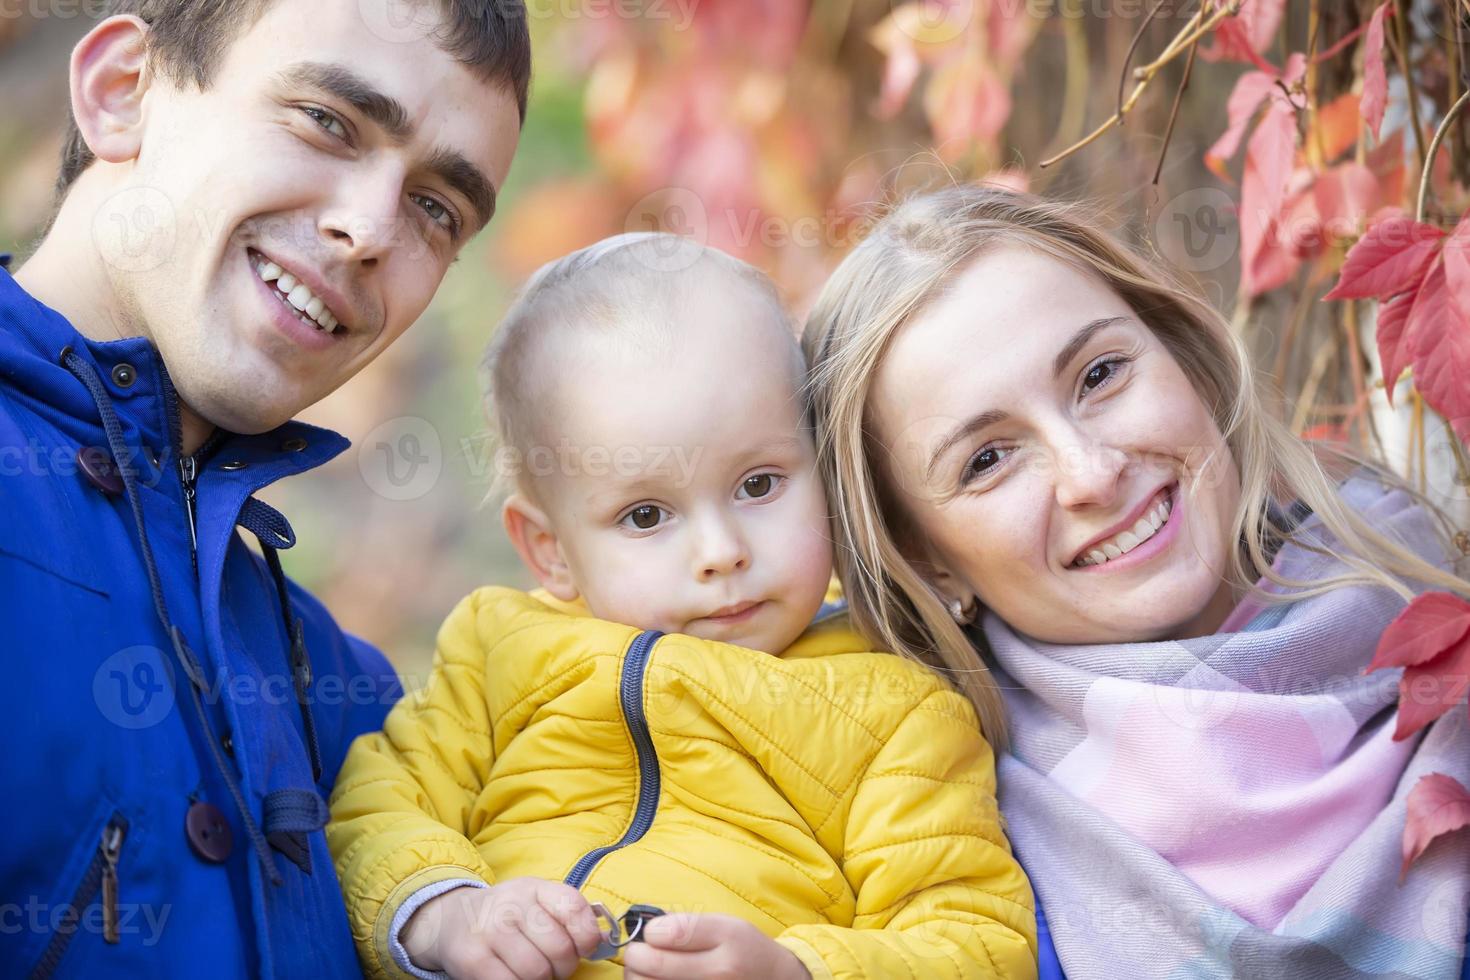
[529,291,833,655]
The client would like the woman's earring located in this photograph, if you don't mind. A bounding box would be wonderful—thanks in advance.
[947,596,977,625]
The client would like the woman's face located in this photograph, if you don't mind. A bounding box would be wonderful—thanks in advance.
[868,245,1243,644]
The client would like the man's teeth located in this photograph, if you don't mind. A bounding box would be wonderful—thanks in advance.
[254,258,340,332]
[1075,495,1173,567]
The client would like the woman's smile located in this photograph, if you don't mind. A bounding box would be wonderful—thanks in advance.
[1068,482,1178,571]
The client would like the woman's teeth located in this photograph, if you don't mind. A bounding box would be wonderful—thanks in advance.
[253,255,341,333]
[1074,494,1173,567]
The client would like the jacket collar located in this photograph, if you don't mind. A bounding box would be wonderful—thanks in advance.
[0,266,348,487]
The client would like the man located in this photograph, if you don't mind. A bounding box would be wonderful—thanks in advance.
[0,1,526,975]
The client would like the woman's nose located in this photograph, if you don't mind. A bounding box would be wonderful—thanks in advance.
[1049,430,1128,510]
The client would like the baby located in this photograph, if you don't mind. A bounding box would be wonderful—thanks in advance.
[327,234,1037,980]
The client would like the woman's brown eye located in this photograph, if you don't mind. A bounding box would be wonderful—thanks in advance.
[629,506,660,529]
[968,448,999,477]
[743,474,775,498]
[1084,363,1112,389]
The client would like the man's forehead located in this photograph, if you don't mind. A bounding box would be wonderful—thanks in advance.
[228,0,518,120]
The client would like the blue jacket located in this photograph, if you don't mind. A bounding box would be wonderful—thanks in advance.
[0,264,401,977]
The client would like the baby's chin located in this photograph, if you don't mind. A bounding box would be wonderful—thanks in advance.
[678,617,805,657]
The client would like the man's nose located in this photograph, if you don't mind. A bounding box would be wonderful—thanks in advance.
[319,167,405,267]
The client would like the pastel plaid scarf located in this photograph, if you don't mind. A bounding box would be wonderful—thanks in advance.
[985,474,1470,979]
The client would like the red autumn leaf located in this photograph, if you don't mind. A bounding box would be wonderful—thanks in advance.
[1301,422,1350,444]
[1375,293,1414,405]
[1362,2,1391,140]
[1323,213,1446,300]
[1407,252,1470,447]
[1396,659,1470,740]
[1311,162,1379,248]
[1442,211,1470,324]
[1205,54,1305,180]
[1239,100,1299,296]
[1369,592,1470,672]
[1311,92,1363,164]
[1401,773,1470,880]
[875,39,921,119]
[924,52,1011,160]
[1206,71,1278,177]
[1369,588,1470,740]
[1201,0,1286,69]
[1366,129,1408,208]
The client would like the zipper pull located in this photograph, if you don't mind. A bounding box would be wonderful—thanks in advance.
[101,822,125,944]
[179,454,198,557]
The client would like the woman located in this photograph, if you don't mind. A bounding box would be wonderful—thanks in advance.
[802,185,1470,979]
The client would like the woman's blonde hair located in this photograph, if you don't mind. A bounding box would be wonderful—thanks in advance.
[803,184,1469,744]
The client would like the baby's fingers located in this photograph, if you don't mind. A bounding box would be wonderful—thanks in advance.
[623,942,739,980]
[530,880,603,959]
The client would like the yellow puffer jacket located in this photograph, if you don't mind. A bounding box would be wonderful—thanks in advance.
[327,587,1037,979]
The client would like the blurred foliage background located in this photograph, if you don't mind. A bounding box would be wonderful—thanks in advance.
[1,1,1452,680]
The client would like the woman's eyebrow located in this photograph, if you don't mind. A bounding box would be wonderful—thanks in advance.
[923,315,1134,481]
[1052,315,1131,379]
[926,409,1009,482]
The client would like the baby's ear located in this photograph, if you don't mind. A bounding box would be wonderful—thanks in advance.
[502,494,579,602]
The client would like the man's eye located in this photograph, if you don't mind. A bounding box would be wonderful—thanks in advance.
[302,105,349,141]
[621,505,664,530]
[740,474,778,499]
[411,193,458,235]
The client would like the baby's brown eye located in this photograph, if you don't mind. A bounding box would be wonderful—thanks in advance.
[743,474,775,498]
[628,505,661,529]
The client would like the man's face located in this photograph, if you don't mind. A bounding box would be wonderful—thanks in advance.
[110,0,520,435]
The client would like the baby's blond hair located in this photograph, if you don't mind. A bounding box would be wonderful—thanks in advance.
[482,232,802,501]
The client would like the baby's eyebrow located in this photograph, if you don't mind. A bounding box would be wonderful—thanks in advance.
[735,435,805,462]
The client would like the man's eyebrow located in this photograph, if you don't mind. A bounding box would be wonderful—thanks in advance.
[1052,316,1131,379]
[278,61,498,229]
[425,146,497,229]
[279,62,413,142]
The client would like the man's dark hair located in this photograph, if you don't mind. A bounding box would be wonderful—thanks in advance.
[55,0,531,200]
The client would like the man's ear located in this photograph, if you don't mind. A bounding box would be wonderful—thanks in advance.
[70,16,151,165]
[502,494,579,602]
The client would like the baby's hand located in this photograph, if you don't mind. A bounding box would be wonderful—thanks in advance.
[622,913,812,980]
[400,877,603,980]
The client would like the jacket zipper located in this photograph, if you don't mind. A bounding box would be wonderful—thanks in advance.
[564,630,664,889]
[179,454,198,558]
[30,813,129,979]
